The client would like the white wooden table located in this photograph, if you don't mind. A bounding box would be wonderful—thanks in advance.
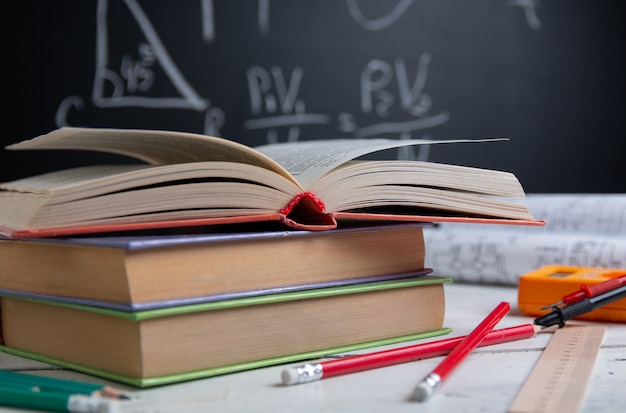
[1,283,624,412]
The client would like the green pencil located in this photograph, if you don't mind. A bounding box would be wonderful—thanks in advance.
[0,370,129,399]
[0,387,118,413]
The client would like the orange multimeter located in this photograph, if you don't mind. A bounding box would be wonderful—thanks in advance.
[518,265,626,323]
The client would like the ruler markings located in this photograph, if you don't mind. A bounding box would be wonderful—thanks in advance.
[508,325,606,413]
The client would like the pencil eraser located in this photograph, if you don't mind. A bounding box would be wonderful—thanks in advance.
[414,382,434,402]
[281,368,300,385]
[281,363,323,385]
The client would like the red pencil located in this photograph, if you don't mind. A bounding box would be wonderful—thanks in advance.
[282,320,539,386]
[413,301,510,401]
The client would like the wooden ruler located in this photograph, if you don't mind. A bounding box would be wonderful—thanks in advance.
[508,325,606,413]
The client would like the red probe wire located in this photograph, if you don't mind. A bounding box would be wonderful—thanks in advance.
[541,273,626,310]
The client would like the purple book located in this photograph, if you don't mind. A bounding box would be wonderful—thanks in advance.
[0,223,431,311]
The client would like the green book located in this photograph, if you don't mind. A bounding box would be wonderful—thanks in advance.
[0,276,451,387]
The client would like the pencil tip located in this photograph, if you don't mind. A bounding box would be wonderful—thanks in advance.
[99,386,132,400]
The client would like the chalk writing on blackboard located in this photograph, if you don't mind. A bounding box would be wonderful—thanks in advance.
[92,0,206,111]
[244,66,331,143]
[56,0,224,136]
[201,0,215,42]
[54,0,450,157]
[346,0,415,31]
[201,0,270,42]
[243,53,449,150]
[508,0,542,30]
[55,96,85,129]
[350,53,450,159]
[258,0,271,35]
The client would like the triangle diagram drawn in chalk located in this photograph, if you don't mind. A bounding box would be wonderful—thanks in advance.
[92,0,206,111]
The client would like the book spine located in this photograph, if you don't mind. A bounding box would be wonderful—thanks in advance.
[279,192,337,229]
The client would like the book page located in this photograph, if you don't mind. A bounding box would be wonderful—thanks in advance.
[435,194,626,234]
[423,194,626,285]
[424,230,626,285]
[255,138,505,189]
[9,129,503,190]
[522,193,626,234]
[1,163,300,201]
[8,127,297,185]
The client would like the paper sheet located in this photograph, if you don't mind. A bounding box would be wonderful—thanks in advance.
[424,194,626,285]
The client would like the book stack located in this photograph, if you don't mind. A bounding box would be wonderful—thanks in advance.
[0,223,451,387]
[0,128,540,387]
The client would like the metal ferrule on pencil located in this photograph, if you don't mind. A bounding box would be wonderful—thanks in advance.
[414,372,441,401]
[423,372,441,390]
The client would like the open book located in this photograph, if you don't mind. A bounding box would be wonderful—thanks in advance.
[0,127,541,237]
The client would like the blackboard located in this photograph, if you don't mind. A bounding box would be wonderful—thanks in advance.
[3,0,625,193]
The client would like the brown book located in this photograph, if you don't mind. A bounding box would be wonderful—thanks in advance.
[0,127,541,238]
[0,224,427,309]
[0,276,451,387]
